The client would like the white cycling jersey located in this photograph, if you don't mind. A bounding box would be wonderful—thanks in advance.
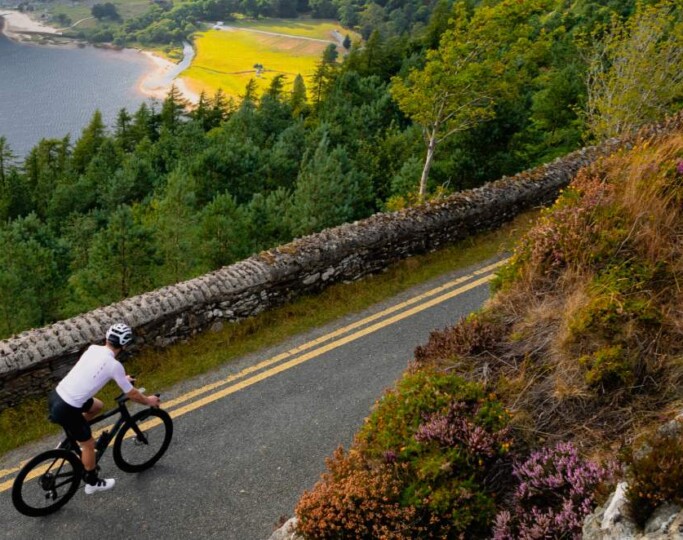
[56,345,133,408]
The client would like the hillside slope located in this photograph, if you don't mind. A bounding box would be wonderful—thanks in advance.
[293,118,683,538]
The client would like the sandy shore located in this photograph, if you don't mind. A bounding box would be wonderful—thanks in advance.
[138,50,199,104]
[1,10,198,104]
[0,10,61,40]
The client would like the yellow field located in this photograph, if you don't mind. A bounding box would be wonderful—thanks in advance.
[180,19,356,99]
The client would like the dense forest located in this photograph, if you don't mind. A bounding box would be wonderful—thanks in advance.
[0,0,681,339]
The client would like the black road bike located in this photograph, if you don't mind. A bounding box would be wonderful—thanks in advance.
[12,390,173,517]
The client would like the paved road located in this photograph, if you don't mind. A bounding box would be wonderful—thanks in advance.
[0,257,505,539]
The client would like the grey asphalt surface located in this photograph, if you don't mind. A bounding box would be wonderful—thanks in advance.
[0,257,501,539]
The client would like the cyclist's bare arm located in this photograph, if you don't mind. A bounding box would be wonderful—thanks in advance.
[126,387,160,407]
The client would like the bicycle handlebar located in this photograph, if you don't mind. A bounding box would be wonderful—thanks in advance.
[114,387,147,405]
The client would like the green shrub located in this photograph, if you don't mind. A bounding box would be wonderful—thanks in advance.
[579,344,634,389]
[568,259,666,388]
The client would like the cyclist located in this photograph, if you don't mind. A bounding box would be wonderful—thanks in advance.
[48,323,161,494]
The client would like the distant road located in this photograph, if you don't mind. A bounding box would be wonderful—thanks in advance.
[216,24,339,44]
[0,257,505,539]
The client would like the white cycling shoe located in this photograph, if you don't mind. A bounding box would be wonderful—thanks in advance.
[84,478,115,495]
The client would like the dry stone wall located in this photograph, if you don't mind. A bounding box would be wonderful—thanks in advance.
[0,140,619,412]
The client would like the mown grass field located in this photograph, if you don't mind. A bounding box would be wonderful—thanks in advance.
[181,19,355,98]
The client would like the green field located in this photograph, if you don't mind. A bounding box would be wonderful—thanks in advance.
[181,19,356,98]
[229,17,356,40]
[42,0,151,28]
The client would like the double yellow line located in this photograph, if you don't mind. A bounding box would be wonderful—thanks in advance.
[0,259,507,493]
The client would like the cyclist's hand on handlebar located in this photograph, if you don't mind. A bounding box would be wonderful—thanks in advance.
[146,394,161,408]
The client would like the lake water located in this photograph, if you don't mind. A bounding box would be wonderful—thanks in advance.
[0,32,157,158]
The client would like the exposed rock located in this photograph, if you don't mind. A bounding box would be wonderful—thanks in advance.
[583,483,683,540]
[268,518,303,540]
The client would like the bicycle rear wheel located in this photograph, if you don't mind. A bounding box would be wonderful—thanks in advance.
[12,449,82,517]
[113,408,173,473]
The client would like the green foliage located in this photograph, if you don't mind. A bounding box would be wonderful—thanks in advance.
[585,0,683,140]
[4,0,674,350]
[0,215,62,337]
[288,132,372,237]
[91,2,120,20]
[391,0,556,197]
[69,204,157,309]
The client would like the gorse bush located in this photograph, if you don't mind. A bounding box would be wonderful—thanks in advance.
[493,442,615,540]
[296,370,513,538]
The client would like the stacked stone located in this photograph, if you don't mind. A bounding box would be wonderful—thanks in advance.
[0,120,659,411]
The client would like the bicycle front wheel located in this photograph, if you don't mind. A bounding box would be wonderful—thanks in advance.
[113,408,173,473]
[12,449,82,517]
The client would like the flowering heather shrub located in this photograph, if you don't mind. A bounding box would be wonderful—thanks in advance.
[415,400,510,458]
[295,447,419,539]
[414,313,504,366]
[492,442,615,540]
[626,431,683,527]
[297,370,513,538]
[524,174,617,270]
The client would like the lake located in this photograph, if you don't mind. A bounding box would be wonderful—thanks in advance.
[0,32,158,158]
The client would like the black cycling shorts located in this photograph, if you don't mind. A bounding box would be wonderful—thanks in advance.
[48,390,94,442]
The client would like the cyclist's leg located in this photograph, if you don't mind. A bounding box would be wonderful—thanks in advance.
[79,438,96,471]
[82,397,103,422]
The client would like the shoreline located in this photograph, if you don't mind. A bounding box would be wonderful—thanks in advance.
[138,48,199,104]
[0,9,63,40]
[0,9,198,104]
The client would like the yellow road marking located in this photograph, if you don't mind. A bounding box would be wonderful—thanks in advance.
[159,259,507,412]
[130,273,494,428]
[0,261,505,493]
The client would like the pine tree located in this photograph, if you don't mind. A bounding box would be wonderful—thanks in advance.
[197,192,249,269]
[288,133,371,237]
[72,110,107,175]
[290,74,308,117]
[153,165,198,283]
[70,204,157,307]
[160,84,189,132]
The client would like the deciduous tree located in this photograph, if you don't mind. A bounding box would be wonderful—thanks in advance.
[585,0,683,140]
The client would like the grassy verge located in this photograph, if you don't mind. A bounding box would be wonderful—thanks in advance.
[0,210,539,458]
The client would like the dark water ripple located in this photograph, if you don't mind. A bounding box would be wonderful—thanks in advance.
[0,33,156,158]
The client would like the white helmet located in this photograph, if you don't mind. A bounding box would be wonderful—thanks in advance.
[106,323,134,348]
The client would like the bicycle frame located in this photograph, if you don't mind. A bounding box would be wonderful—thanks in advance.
[57,394,147,462]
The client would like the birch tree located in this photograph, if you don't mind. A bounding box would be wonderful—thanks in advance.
[391,0,550,199]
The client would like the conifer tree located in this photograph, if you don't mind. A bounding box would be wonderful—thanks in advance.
[70,204,157,307]
[290,74,308,117]
[288,133,371,237]
[153,165,198,283]
[72,110,107,175]
[197,192,249,269]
